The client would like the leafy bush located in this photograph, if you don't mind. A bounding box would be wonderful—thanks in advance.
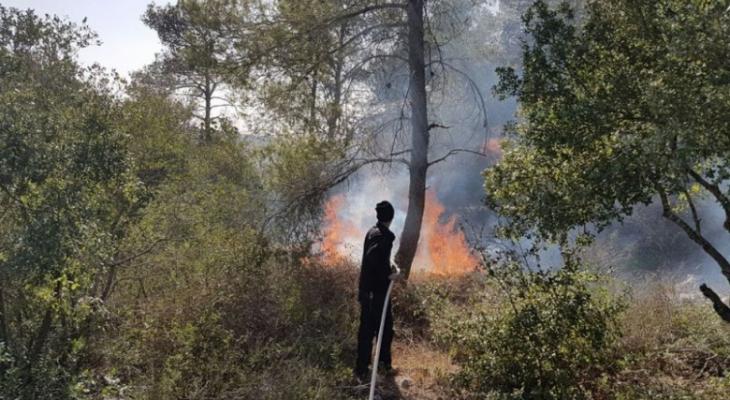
[393,273,490,342]
[437,260,625,399]
[80,130,363,399]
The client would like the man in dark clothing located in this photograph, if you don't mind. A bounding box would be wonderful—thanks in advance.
[355,201,401,380]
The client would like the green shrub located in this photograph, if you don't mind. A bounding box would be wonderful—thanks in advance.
[438,260,625,399]
[393,273,488,341]
[97,251,361,400]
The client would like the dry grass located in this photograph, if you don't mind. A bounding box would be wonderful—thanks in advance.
[390,341,457,400]
[608,279,730,398]
[263,261,730,399]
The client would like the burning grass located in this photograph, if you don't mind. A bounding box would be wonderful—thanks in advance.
[319,190,480,276]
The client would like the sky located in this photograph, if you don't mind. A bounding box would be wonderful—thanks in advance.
[4,0,171,76]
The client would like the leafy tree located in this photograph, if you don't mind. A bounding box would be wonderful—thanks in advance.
[244,0,356,141]
[0,6,140,398]
[143,0,244,143]
[120,80,196,189]
[487,0,730,320]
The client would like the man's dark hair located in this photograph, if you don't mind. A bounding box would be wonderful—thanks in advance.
[375,201,395,222]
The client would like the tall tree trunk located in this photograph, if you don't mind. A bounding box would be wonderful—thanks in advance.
[309,76,318,130]
[327,23,346,141]
[23,280,61,391]
[0,284,8,346]
[27,281,61,366]
[203,74,213,143]
[395,0,429,279]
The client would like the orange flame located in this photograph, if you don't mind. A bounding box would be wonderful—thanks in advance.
[321,194,361,265]
[320,190,478,275]
[415,190,479,275]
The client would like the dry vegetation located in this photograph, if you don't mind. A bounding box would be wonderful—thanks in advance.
[242,261,728,400]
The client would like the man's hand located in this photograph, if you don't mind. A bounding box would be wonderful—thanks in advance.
[389,264,402,281]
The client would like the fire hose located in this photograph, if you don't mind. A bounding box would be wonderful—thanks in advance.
[368,278,395,400]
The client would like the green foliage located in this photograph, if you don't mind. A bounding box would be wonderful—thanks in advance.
[487,0,730,323]
[104,255,359,399]
[245,0,364,140]
[259,133,351,242]
[487,0,730,240]
[437,260,624,399]
[120,84,194,188]
[88,126,359,398]
[143,0,236,70]
[0,6,142,398]
[142,0,245,142]
[393,274,490,342]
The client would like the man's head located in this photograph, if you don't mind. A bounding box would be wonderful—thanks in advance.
[376,201,395,227]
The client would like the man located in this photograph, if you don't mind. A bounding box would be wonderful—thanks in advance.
[355,200,401,381]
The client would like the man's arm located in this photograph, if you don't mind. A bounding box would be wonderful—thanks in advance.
[359,236,382,301]
[358,264,372,302]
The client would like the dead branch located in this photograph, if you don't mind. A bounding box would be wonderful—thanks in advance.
[699,284,730,323]
[440,61,489,129]
[428,148,488,167]
[427,123,449,131]
[329,3,407,25]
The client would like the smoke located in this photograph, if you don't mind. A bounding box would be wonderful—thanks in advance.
[588,199,730,296]
[318,0,730,296]
[316,1,548,273]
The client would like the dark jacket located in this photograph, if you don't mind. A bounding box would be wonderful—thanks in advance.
[358,222,395,301]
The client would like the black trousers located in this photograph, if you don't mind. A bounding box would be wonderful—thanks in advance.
[355,291,393,374]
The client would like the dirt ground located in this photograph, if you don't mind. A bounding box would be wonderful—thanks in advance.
[348,341,457,400]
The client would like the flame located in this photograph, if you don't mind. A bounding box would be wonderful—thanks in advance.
[320,190,478,275]
[415,190,479,275]
[321,194,361,265]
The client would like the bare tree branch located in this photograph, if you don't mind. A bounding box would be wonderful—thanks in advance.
[352,156,410,167]
[100,237,169,301]
[684,189,702,234]
[389,149,411,157]
[440,61,489,129]
[329,22,406,56]
[329,3,407,25]
[688,168,730,231]
[428,148,488,167]
[427,123,449,131]
[658,188,730,280]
